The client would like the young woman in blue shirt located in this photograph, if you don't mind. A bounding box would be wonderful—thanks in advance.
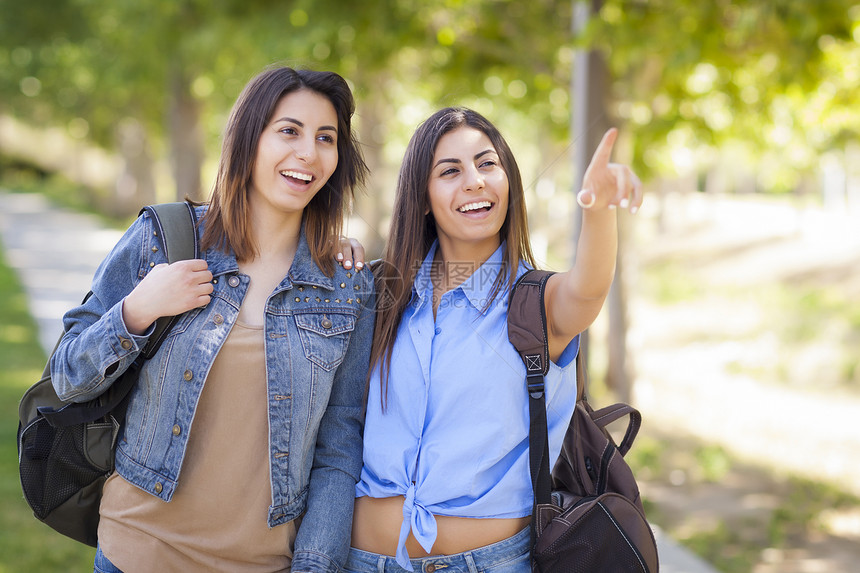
[348,107,643,572]
[51,66,374,572]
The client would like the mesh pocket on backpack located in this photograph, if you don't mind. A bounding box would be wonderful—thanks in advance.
[19,418,107,519]
[534,496,653,573]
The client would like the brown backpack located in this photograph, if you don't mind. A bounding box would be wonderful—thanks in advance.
[508,269,660,572]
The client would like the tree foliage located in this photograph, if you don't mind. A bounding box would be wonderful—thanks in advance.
[2,0,859,201]
[593,0,860,187]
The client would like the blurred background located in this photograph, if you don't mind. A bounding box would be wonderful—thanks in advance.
[1,1,859,571]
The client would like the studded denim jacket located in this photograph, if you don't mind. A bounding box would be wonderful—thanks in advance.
[50,206,375,572]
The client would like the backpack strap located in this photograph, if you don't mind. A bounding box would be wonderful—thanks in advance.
[40,202,198,428]
[143,201,199,262]
[138,202,198,359]
[508,269,555,507]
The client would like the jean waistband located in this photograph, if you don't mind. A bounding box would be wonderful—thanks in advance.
[346,526,530,573]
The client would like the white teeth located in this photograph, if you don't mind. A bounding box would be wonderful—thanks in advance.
[457,201,492,213]
[280,170,312,182]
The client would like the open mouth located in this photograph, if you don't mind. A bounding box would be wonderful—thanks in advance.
[457,200,493,213]
[280,169,314,185]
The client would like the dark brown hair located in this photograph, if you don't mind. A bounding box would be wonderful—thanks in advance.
[371,107,535,405]
[200,66,367,274]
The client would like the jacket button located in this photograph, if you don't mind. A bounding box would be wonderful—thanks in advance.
[172,424,181,436]
[183,370,193,381]
[213,314,224,325]
[321,318,333,329]
[154,482,163,494]
[228,275,240,287]
[119,338,132,350]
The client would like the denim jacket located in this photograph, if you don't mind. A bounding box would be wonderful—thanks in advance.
[50,206,374,572]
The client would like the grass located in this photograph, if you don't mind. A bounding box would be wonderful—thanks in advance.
[0,241,95,571]
[641,257,860,393]
[626,432,860,573]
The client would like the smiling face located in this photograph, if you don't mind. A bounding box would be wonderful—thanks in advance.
[249,88,339,218]
[427,126,510,261]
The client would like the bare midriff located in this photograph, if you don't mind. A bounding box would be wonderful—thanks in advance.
[352,495,531,557]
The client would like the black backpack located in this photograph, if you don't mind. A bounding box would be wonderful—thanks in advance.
[17,202,198,547]
[508,269,660,572]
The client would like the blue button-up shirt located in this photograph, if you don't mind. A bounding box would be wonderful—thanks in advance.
[356,242,578,569]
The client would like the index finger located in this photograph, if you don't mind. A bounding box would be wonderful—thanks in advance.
[590,127,618,168]
[173,258,209,271]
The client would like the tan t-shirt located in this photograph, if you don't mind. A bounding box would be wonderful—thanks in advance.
[99,321,295,572]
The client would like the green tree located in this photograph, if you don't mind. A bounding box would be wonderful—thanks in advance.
[593,0,860,189]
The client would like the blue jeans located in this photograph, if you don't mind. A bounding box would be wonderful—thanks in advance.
[344,527,531,573]
[94,545,123,573]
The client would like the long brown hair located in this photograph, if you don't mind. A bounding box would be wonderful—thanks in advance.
[200,66,367,274]
[371,107,535,406]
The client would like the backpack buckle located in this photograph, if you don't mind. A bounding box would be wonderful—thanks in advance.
[527,373,545,399]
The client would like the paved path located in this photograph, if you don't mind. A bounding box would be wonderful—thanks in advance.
[0,191,122,355]
[0,189,718,573]
[633,194,860,499]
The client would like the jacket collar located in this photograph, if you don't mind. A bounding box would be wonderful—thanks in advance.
[199,209,334,291]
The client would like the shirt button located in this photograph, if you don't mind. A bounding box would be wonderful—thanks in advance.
[228,275,240,287]
[213,314,224,325]
[172,424,181,436]
[321,318,333,329]
[435,327,442,335]
[183,370,193,381]
[119,338,133,350]
[154,482,163,494]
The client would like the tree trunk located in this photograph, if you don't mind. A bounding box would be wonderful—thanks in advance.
[572,0,616,396]
[168,64,204,201]
[353,77,391,259]
[607,213,632,402]
[111,117,157,217]
[572,0,633,401]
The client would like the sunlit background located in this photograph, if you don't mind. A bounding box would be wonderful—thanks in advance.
[2,1,859,571]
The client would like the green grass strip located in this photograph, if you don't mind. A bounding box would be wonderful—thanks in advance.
[0,239,95,571]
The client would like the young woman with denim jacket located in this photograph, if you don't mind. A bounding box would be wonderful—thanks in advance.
[51,66,374,573]
[347,108,643,572]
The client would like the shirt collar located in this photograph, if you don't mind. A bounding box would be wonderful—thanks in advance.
[412,240,507,311]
